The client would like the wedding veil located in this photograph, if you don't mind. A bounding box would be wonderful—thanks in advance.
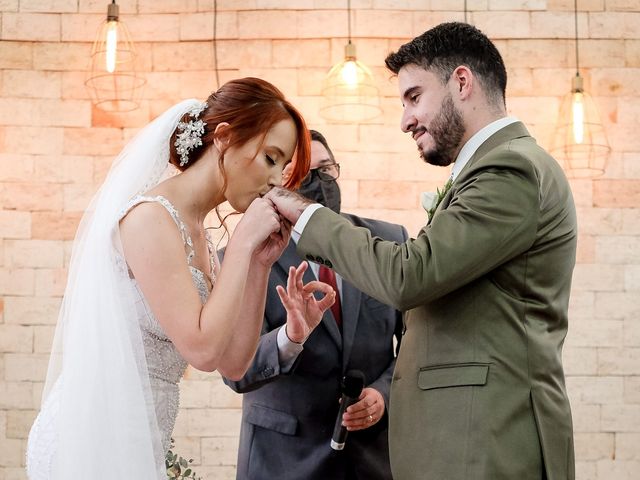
[41,99,202,478]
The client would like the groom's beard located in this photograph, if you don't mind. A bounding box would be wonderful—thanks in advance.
[419,92,465,167]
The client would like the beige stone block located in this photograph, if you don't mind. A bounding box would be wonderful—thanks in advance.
[31,211,83,240]
[33,325,55,353]
[412,11,465,36]
[471,11,532,39]
[179,11,237,41]
[0,435,24,467]
[20,0,77,13]
[298,9,350,40]
[0,42,32,69]
[564,320,623,347]
[191,465,237,480]
[152,41,214,71]
[359,124,414,153]
[63,127,123,155]
[91,102,151,129]
[598,348,640,375]
[201,436,239,466]
[489,0,545,8]
[591,68,640,97]
[0,153,22,184]
[0,211,31,239]
[595,292,640,319]
[574,432,615,461]
[622,152,640,179]
[358,180,419,209]
[185,408,241,437]
[2,70,60,99]
[575,461,597,480]
[596,460,640,479]
[33,155,94,184]
[33,42,91,71]
[258,0,314,7]
[139,0,198,13]
[215,40,274,69]
[6,125,60,156]
[295,67,326,96]
[0,381,33,409]
[2,13,60,41]
[572,403,601,432]
[576,207,622,235]
[571,264,625,292]
[210,378,242,409]
[78,0,136,14]
[180,379,213,408]
[0,0,18,11]
[624,377,640,404]
[430,0,485,10]
[567,376,624,405]
[563,347,598,375]
[0,269,34,296]
[351,9,413,38]
[596,235,640,264]
[214,0,258,9]
[6,409,36,439]
[35,268,68,297]
[594,179,640,208]
[338,151,389,181]
[0,182,63,211]
[505,39,569,68]
[169,435,201,466]
[569,290,595,319]
[625,265,640,290]
[589,12,640,39]
[508,96,559,126]
[626,40,640,67]
[4,353,49,381]
[0,98,90,127]
[0,325,32,353]
[273,39,331,68]
[567,179,593,207]
[576,234,596,263]
[547,0,604,10]
[5,240,64,269]
[3,296,61,325]
[238,10,298,39]
[616,433,640,460]
[530,11,588,39]
[63,183,97,211]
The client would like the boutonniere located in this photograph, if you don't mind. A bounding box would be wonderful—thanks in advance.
[425,178,452,221]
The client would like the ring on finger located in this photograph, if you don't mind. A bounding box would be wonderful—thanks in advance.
[368,414,373,423]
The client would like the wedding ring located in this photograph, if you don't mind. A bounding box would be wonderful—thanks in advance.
[368,415,373,423]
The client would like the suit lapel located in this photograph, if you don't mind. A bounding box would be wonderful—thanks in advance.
[339,278,362,371]
[277,242,342,349]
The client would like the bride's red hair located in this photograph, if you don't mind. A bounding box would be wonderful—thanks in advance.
[169,77,311,189]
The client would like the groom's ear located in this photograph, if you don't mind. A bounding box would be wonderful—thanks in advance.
[213,122,231,151]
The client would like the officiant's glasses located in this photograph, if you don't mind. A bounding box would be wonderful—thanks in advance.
[301,162,340,186]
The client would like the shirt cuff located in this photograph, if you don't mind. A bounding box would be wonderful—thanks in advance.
[291,203,324,243]
[276,325,304,371]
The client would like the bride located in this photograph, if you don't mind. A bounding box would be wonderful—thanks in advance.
[26,77,335,479]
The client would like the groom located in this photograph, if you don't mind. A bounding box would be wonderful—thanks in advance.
[267,22,577,480]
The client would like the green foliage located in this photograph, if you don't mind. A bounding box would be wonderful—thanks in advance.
[166,438,201,480]
[427,178,453,221]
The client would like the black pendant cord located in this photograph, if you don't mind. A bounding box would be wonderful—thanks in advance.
[574,0,580,76]
[347,0,352,45]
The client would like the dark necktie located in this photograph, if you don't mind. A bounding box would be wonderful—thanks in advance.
[318,265,342,327]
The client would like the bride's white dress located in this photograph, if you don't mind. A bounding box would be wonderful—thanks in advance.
[26,195,215,479]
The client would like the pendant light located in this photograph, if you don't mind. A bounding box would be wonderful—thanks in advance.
[320,0,381,123]
[85,0,145,112]
[550,0,610,178]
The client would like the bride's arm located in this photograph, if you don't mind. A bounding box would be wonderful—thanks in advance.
[119,199,278,376]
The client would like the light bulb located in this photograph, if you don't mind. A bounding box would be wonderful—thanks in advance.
[571,91,584,144]
[340,61,358,88]
[105,20,118,73]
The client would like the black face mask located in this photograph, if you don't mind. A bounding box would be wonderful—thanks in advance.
[297,170,341,214]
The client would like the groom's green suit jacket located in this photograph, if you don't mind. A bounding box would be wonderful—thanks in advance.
[297,122,577,480]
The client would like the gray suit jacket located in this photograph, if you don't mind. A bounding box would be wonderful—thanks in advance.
[296,123,577,480]
[224,214,408,480]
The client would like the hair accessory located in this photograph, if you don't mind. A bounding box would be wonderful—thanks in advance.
[174,102,208,167]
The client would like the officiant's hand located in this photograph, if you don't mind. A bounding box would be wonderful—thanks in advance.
[342,387,385,431]
[264,187,313,225]
[277,261,335,344]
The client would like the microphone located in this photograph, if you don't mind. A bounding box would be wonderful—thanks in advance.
[330,370,365,451]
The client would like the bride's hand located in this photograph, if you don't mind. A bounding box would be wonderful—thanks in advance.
[277,262,335,344]
[252,216,291,268]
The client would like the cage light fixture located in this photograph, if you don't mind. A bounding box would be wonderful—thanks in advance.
[85,0,145,112]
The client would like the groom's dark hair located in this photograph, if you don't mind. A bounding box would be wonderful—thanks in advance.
[385,22,507,107]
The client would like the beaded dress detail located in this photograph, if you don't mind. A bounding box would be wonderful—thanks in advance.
[26,195,216,478]
[121,195,216,452]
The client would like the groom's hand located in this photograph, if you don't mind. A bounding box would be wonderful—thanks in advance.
[265,187,313,225]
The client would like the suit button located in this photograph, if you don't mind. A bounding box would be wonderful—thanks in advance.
[324,260,333,268]
[315,256,323,263]
[306,254,314,261]
[262,367,274,378]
